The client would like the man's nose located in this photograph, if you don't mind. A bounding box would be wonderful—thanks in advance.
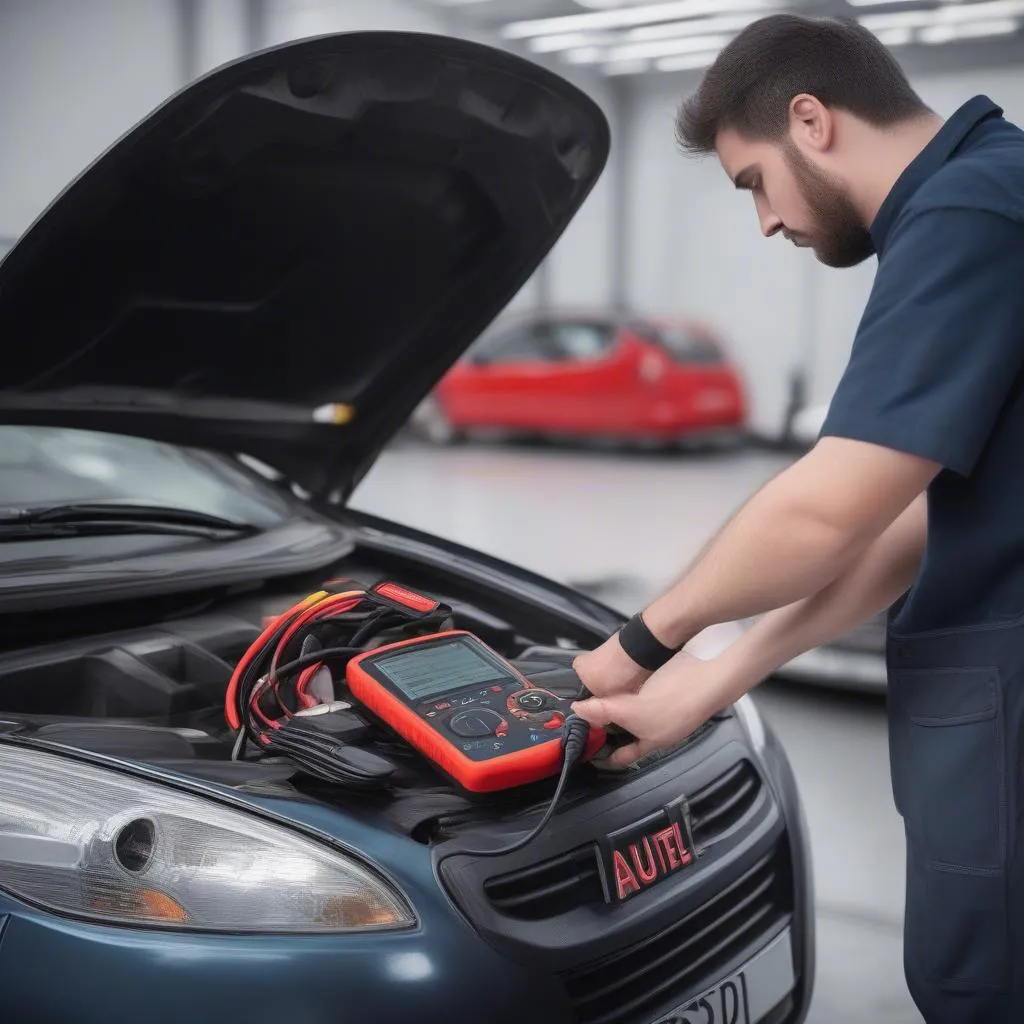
[754,195,782,237]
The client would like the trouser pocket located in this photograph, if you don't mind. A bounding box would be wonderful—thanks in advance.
[888,664,1011,990]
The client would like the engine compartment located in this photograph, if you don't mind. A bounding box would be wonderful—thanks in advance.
[0,563,717,845]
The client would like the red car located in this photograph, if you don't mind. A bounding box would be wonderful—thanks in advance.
[411,311,748,447]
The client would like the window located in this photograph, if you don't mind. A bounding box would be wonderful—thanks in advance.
[631,321,723,365]
[471,324,553,364]
[546,321,617,362]
[0,426,293,529]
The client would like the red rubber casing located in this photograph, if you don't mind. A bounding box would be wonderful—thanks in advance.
[346,630,605,794]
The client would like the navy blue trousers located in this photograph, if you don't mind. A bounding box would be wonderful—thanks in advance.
[887,616,1024,1023]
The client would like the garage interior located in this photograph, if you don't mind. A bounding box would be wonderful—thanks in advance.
[3,2,1023,1022]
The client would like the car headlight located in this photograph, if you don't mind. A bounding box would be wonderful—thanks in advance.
[0,745,414,932]
[732,693,767,754]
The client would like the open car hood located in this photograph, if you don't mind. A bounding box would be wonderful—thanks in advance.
[0,32,609,499]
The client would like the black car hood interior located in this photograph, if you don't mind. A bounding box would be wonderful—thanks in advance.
[0,32,609,498]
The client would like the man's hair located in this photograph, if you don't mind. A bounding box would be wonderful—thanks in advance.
[675,15,930,154]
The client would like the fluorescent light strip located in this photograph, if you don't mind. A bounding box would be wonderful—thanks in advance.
[527,14,756,53]
[874,26,915,44]
[502,0,778,39]
[919,16,1019,40]
[627,13,764,38]
[527,32,616,53]
[567,32,732,62]
[654,48,723,70]
[576,0,668,8]
[603,58,654,75]
[848,0,951,6]
[859,0,1024,29]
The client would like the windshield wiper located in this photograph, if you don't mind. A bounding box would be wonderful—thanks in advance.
[0,503,260,541]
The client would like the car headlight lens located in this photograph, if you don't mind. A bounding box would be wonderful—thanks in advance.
[732,693,767,754]
[0,745,414,932]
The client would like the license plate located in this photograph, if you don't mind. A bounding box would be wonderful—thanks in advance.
[655,972,749,1024]
[650,929,795,1024]
[597,799,696,903]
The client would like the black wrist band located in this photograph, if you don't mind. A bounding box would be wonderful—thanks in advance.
[618,612,680,672]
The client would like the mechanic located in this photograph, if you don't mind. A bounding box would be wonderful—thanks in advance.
[570,14,1024,1024]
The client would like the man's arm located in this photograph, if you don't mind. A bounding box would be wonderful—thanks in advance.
[573,494,927,766]
[713,491,925,688]
[640,436,939,649]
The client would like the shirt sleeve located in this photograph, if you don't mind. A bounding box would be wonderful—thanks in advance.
[820,207,1024,477]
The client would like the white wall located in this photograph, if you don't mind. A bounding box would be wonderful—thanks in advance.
[0,0,181,240]
[623,62,1024,435]
[0,0,618,318]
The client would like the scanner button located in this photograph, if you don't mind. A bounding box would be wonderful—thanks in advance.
[516,691,549,711]
[448,708,504,738]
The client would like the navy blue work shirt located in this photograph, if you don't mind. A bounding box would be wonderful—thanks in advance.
[820,96,1024,633]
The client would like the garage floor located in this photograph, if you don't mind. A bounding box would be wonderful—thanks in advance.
[351,440,924,1024]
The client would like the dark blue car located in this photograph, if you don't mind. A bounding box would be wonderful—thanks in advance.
[0,31,814,1024]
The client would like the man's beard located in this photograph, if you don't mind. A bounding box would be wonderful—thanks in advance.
[783,143,875,268]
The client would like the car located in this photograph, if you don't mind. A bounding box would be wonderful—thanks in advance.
[754,611,889,693]
[409,310,749,448]
[0,31,813,1024]
[788,403,829,450]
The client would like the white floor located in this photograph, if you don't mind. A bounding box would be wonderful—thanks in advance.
[351,439,923,1024]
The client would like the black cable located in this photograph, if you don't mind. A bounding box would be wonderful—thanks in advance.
[235,647,364,756]
[456,716,591,857]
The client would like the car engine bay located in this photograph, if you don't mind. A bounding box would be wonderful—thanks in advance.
[0,560,718,846]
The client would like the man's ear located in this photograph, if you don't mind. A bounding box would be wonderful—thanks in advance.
[788,93,833,153]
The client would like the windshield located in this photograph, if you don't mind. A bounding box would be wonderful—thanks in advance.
[0,426,295,529]
[631,322,724,365]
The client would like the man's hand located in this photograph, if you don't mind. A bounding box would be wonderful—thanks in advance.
[571,651,740,767]
[572,631,650,699]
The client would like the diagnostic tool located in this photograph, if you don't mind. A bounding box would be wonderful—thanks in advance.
[346,630,606,793]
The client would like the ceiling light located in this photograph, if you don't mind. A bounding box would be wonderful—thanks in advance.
[859,0,1024,29]
[873,26,915,44]
[848,0,950,6]
[919,15,1019,40]
[576,0,669,7]
[502,0,779,39]
[564,46,609,64]
[568,32,732,62]
[526,32,616,52]
[655,49,723,70]
[628,13,763,38]
[602,58,654,75]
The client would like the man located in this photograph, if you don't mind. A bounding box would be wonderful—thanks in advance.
[570,14,1024,1024]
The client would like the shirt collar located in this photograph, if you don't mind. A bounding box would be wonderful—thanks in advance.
[869,95,1004,253]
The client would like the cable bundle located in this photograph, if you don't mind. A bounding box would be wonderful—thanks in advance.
[225,579,451,763]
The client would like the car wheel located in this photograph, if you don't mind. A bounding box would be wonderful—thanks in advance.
[410,396,461,445]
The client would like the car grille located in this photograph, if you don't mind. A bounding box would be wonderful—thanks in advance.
[483,760,762,920]
[559,845,792,1024]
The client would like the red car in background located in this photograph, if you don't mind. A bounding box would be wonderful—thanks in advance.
[410,311,748,447]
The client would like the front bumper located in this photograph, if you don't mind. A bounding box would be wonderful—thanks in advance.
[436,713,814,1024]
[0,717,812,1024]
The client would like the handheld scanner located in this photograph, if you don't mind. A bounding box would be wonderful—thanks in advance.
[345,630,606,794]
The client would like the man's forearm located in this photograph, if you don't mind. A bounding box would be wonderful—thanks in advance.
[641,439,936,648]
[716,493,926,688]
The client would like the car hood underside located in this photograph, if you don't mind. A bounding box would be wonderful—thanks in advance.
[0,32,609,499]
